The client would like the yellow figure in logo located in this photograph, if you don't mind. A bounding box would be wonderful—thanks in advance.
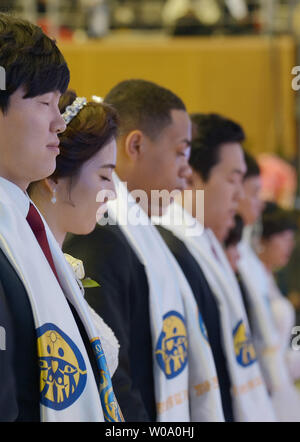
[37,323,87,410]
[233,320,256,367]
[156,311,188,379]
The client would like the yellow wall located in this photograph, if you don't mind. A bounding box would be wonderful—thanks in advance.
[58,35,297,159]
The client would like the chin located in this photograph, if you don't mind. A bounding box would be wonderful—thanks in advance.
[33,164,56,182]
[73,222,97,236]
[151,203,170,218]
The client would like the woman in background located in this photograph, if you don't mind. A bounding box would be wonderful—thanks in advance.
[258,203,300,381]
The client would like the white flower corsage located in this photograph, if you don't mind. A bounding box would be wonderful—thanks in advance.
[64,253,100,294]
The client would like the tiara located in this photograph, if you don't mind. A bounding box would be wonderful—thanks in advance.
[62,97,87,125]
[91,95,103,103]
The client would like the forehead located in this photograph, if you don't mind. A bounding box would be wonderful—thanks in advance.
[7,87,61,107]
[160,109,191,141]
[273,229,295,240]
[216,142,246,174]
[84,138,117,169]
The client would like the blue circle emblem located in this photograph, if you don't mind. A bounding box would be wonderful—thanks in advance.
[37,323,87,410]
[155,311,188,379]
[233,320,257,367]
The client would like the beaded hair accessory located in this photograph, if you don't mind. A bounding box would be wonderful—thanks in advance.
[61,96,87,125]
[91,95,103,103]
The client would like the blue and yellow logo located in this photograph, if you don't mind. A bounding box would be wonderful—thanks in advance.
[37,323,87,410]
[233,320,257,367]
[91,338,124,422]
[155,311,188,379]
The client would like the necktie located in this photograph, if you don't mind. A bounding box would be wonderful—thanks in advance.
[26,202,60,282]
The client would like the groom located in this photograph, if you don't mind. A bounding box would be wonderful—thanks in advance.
[0,13,70,421]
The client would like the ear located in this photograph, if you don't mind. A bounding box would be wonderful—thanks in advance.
[123,130,144,162]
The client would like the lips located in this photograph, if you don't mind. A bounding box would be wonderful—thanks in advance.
[46,144,60,153]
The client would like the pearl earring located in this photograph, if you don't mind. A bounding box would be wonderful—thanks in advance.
[51,189,57,204]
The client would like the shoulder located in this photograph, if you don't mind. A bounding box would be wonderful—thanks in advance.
[156,225,197,267]
[64,223,134,266]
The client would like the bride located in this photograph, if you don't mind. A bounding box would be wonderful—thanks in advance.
[28,90,122,421]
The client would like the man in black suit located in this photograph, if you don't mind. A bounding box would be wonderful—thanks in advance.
[157,113,248,421]
[64,79,193,421]
[0,13,69,420]
[156,225,234,421]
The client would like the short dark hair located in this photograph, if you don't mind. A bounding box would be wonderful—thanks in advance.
[261,202,297,239]
[224,214,244,248]
[244,151,260,180]
[104,79,186,140]
[189,113,245,181]
[0,13,70,112]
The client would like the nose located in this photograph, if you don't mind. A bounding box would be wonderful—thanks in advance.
[235,181,245,202]
[107,181,117,202]
[52,111,67,134]
[96,187,116,205]
[179,161,193,183]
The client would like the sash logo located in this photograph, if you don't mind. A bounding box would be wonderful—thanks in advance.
[91,338,124,422]
[37,323,87,410]
[155,311,188,379]
[233,320,256,367]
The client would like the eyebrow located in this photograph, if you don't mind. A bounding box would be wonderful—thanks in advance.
[181,139,192,147]
[99,164,116,169]
[231,168,245,175]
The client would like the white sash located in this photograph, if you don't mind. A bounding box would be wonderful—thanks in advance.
[155,202,276,422]
[106,175,224,422]
[238,240,300,421]
[0,178,118,422]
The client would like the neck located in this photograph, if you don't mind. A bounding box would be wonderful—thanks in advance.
[31,192,66,248]
[116,168,153,217]
[0,169,29,192]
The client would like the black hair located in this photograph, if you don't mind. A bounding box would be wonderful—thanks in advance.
[243,151,260,180]
[104,79,186,140]
[261,202,297,239]
[52,90,118,182]
[224,214,244,248]
[189,113,245,181]
[0,13,70,112]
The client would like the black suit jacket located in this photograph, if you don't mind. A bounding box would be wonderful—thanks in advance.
[156,226,234,422]
[64,223,155,422]
[0,248,40,421]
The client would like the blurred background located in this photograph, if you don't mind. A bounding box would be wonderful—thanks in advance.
[2,0,300,319]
